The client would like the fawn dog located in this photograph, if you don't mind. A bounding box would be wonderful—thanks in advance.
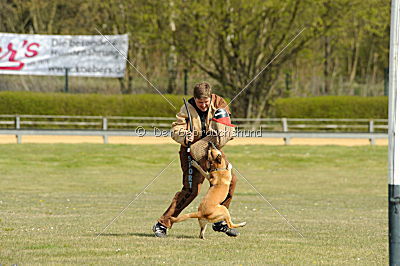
[171,142,246,239]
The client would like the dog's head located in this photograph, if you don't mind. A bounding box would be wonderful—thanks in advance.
[206,142,224,169]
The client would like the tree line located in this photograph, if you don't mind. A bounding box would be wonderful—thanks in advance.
[0,0,390,117]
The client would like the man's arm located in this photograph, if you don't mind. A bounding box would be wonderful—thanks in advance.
[213,94,231,115]
[171,105,190,146]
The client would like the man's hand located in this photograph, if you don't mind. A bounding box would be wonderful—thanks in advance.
[186,131,194,143]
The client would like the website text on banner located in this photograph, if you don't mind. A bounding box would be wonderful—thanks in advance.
[0,33,128,78]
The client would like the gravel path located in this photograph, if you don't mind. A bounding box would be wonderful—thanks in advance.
[0,135,388,146]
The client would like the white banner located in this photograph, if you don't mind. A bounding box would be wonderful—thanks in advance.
[0,33,128,77]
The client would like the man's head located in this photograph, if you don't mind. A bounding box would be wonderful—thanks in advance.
[193,82,212,112]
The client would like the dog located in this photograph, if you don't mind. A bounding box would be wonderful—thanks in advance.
[170,142,246,239]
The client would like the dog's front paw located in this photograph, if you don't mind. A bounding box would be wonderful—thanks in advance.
[191,160,201,169]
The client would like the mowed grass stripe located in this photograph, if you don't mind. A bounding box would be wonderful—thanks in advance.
[0,144,387,264]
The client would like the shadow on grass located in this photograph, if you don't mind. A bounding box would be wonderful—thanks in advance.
[95,232,197,239]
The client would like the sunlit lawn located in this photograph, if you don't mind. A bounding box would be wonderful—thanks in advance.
[0,144,388,264]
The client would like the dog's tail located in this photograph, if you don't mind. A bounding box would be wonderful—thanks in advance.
[170,212,200,223]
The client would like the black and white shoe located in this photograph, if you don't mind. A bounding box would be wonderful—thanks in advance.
[212,221,239,237]
[152,222,167,238]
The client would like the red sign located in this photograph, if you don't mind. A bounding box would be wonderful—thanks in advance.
[0,40,40,70]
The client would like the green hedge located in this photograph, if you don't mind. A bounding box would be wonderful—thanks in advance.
[273,96,388,119]
[0,91,185,117]
[0,92,388,119]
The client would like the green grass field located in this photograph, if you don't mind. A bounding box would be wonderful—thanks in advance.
[0,144,388,264]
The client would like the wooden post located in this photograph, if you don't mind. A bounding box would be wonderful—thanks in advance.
[15,116,21,144]
[102,117,108,144]
[369,120,375,145]
[64,68,70,93]
[282,118,290,145]
[184,69,188,95]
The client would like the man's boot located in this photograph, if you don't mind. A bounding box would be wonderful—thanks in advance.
[212,221,239,237]
[152,222,167,238]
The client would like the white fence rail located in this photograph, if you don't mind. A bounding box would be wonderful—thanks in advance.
[0,115,388,144]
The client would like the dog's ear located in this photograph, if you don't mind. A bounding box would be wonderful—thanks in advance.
[216,154,222,164]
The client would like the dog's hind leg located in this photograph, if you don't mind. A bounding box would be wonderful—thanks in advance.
[225,218,247,228]
[198,219,208,239]
[215,206,247,229]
